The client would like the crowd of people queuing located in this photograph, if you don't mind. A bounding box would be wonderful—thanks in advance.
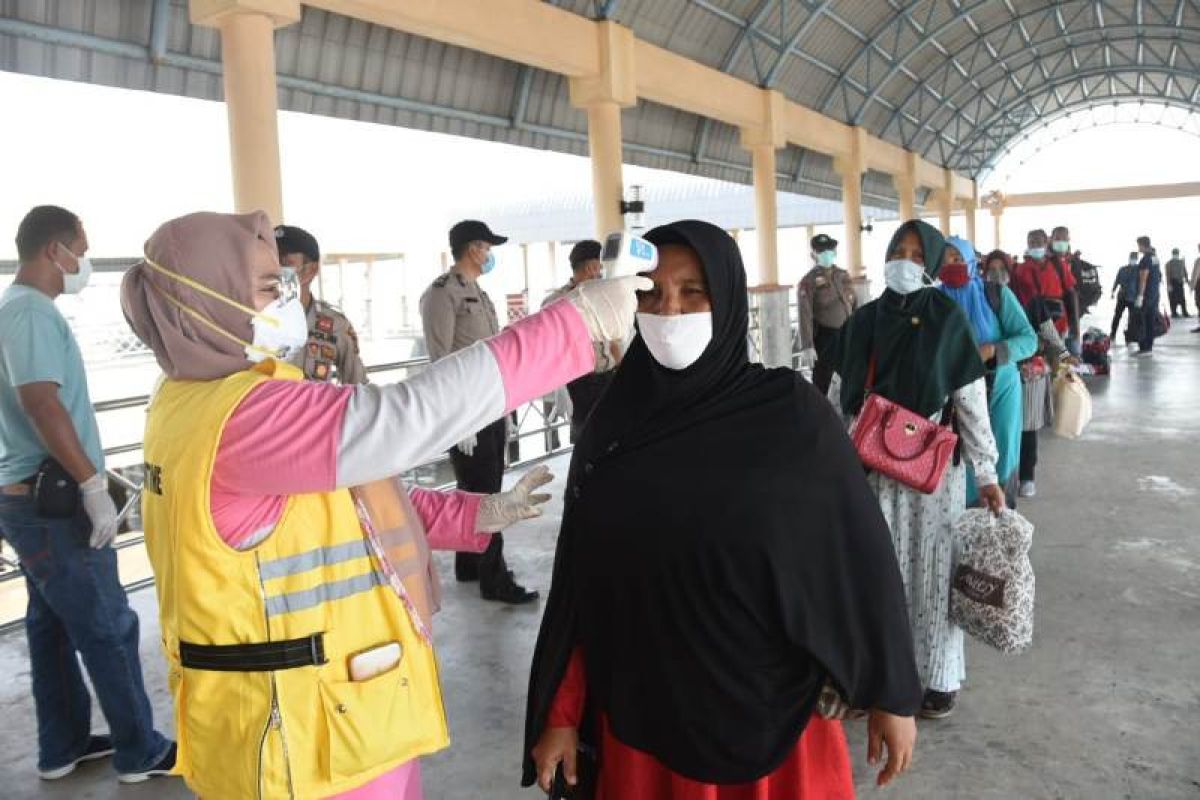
[0,200,1183,799]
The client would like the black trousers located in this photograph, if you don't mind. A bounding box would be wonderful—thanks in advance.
[1168,280,1190,316]
[566,372,612,441]
[1019,430,1038,482]
[448,418,508,588]
[811,324,840,396]
[1110,297,1129,339]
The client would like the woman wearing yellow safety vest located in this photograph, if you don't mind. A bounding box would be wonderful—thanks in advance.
[119,211,647,799]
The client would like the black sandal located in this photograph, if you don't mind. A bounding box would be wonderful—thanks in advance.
[920,690,957,719]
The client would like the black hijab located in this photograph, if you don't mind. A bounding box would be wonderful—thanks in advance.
[522,220,921,785]
[834,219,987,418]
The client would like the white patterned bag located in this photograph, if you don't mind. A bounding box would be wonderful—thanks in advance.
[950,509,1035,654]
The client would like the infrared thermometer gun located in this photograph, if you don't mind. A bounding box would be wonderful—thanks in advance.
[601,231,657,277]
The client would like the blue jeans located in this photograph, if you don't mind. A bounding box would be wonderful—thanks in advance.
[0,494,169,773]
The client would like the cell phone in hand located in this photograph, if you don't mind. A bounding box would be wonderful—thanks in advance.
[548,763,574,799]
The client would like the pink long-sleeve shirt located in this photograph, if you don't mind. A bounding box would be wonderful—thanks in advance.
[206,299,594,799]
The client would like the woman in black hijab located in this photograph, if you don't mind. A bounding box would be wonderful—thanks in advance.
[830,219,1004,721]
[523,220,922,799]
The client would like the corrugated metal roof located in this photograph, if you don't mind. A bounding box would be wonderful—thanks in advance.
[2,0,1198,193]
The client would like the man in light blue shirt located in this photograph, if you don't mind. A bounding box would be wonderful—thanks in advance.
[0,206,174,784]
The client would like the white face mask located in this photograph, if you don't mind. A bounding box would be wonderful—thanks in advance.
[246,269,308,363]
[883,259,928,295]
[54,243,93,295]
[636,311,713,371]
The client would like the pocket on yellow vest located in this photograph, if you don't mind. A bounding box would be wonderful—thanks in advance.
[317,662,447,782]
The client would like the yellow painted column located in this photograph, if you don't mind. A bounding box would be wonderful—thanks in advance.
[583,101,626,237]
[569,21,636,239]
[893,177,916,222]
[190,1,300,225]
[963,199,977,244]
[749,143,780,285]
[840,170,865,278]
[738,91,787,286]
[892,151,918,222]
[833,127,868,280]
[936,168,955,236]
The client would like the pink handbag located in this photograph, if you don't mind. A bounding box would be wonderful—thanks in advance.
[851,360,959,494]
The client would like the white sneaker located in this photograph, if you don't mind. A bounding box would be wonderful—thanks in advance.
[1019,481,1036,498]
[38,735,114,780]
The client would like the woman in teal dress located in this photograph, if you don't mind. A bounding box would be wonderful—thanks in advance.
[940,239,1037,506]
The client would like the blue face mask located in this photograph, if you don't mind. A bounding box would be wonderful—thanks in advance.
[1027,247,1046,260]
[481,251,497,275]
[816,250,837,268]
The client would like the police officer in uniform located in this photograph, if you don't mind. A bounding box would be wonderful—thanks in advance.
[796,233,857,394]
[541,240,621,440]
[420,220,537,604]
[275,225,367,385]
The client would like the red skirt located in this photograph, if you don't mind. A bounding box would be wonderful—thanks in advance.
[595,715,855,800]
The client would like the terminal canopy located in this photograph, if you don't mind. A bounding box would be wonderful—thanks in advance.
[3,1,1200,210]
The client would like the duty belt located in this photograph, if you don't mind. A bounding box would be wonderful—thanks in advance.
[179,633,327,672]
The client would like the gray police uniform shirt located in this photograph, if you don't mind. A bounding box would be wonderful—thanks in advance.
[542,280,617,374]
[420,269,500,362]
[797,265,857,350]
[302,298,367,384]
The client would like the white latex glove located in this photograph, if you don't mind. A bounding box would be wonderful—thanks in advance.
[548,386,573,422]
[80,473,119,549]
[568,275,654,343]
[801,347,818,368]
[1134,294,1144,309]
[477,465,554,533]
[456,434,477,457]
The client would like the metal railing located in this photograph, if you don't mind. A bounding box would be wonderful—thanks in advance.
[0,308,808,633]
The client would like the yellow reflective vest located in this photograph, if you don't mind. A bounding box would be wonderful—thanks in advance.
[142,360,449,799]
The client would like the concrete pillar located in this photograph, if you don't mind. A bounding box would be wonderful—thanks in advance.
[892,152,918,222]
[582,101,625,237]
[569,21,636,239]
[739,90,787,287]
[836,166,865,279]
[963,199,977,245]
[190,1,300,224]
[934,193,953,236]
[833,127,868,280]
[893,176,916,222]
[936,168,954,236]
[991,207,1004,252]
[749,143,780,285]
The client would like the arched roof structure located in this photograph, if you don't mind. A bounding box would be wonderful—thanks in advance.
[2,0,1198,207]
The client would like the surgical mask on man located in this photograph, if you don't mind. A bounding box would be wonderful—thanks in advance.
[54,244,93,294]
[883,259,928,295]
[1027,247,1046,260]
[816,250,837,268]
[1052,241,1070,254]
[481,251,497,275]
[636,311,712,370]
[247,270,308,364]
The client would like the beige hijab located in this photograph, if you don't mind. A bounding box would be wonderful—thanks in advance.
[125,211,441,634]
[121,211,274,381]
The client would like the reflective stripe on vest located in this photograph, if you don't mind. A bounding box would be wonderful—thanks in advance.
[263,568,388,618]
